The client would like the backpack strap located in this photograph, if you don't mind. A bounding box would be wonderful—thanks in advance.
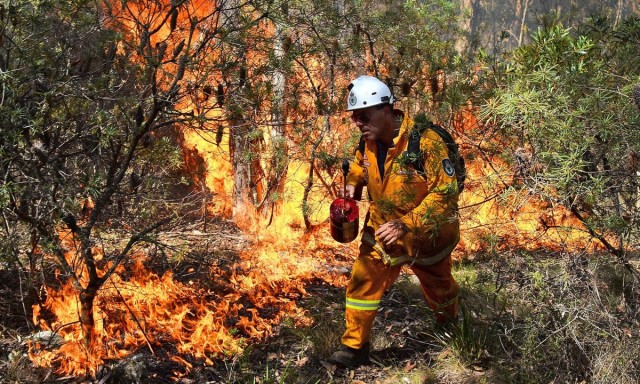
[408,114,431,175]
[410,113,466,193]
[356,136,365,155]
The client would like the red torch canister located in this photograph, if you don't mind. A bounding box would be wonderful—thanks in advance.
[329,160,359,243]
[329,197,359,243]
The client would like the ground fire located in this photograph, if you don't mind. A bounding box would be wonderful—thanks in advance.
[24,0,604,379]
[27,113,600,378]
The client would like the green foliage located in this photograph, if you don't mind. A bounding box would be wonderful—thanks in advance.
[482,15,640,254]
[316,151,340,171]
[433,305,486,366]
[0,0,190,230]
[0,1,228,349]
[459,250,640,383]
[249,362,292,384]
[472,230,502,256]
[217,0,475,225]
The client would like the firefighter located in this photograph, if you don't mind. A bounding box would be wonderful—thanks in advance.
[329,75,461,367]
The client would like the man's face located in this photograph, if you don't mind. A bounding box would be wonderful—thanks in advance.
[350,105,388,142]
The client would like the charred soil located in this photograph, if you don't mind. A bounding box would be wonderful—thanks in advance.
[1,219,639,384]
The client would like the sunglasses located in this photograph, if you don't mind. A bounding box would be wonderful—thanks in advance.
[351,111,373,124]
[350,105,386,124]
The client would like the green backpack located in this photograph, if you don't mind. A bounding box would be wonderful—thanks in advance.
[409,113,466,193]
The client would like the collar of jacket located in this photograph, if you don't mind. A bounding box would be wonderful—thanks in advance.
[391,111,413,148]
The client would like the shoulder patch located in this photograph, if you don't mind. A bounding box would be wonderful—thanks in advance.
[442,158,455,177]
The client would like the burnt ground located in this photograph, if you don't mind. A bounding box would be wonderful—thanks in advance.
[4,217,638,383]
[0,218,492,384]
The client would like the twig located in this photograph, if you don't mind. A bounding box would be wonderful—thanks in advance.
[532,314,579,350]
[571,207,640,281]
[162,231,246,240]
[109,278,155,356]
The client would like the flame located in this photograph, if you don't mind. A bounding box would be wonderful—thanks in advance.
[455,109,601,256]
[30,107,603,377]
[30,233,350,377]
[28,2,606,378]
[182,126,234,217]
[30,0,354,376]
[30,105,602,378]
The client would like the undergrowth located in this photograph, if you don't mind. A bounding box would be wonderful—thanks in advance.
[457,250,640,383]
[1,246,638,383]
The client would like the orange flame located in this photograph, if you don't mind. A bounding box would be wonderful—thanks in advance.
[30,235,351,377]
[28,2,605,378]
[454,108,601,256]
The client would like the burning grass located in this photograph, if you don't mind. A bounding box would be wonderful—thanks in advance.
[1,232,639,383]
[22,222,353,379]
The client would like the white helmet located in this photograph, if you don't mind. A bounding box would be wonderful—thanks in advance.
[346,75,395,111]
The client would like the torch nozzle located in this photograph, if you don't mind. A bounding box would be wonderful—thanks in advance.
[342,159,350,176]
[341,160,350,204]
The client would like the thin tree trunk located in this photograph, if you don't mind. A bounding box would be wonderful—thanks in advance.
[614,0,623,27]
[517,0,529,47]
[230,110,252,221]
[457,0,473,53]
[636,170,640,210]
[79,287,98,348]
[219,0,259,225]
[262,16,289,220]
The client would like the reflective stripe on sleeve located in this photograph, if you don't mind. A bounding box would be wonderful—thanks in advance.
[346,297,380,311]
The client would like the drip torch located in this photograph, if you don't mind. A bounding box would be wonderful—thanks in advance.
[329,160,359,243]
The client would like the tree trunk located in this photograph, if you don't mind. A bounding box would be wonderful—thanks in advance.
[516,0,529,47]
[636,171,640,210]
[230,109,253,223]
[457,0,473,53]
[79,287,97,348]
[79,238,102,348]
[614,0,624,27]
[264,17,290,220]
[219,0,260,226]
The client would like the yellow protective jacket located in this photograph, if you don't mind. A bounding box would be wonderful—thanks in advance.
[346,111,460,264]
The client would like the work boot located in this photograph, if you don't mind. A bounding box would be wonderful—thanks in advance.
[329,342,370,367]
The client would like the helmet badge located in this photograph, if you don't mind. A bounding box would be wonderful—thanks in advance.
[348,91,357,107]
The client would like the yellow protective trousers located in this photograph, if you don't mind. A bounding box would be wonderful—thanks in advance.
[341,243,459,349]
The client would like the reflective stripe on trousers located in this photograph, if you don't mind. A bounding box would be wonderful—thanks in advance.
[341,246,458,349]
